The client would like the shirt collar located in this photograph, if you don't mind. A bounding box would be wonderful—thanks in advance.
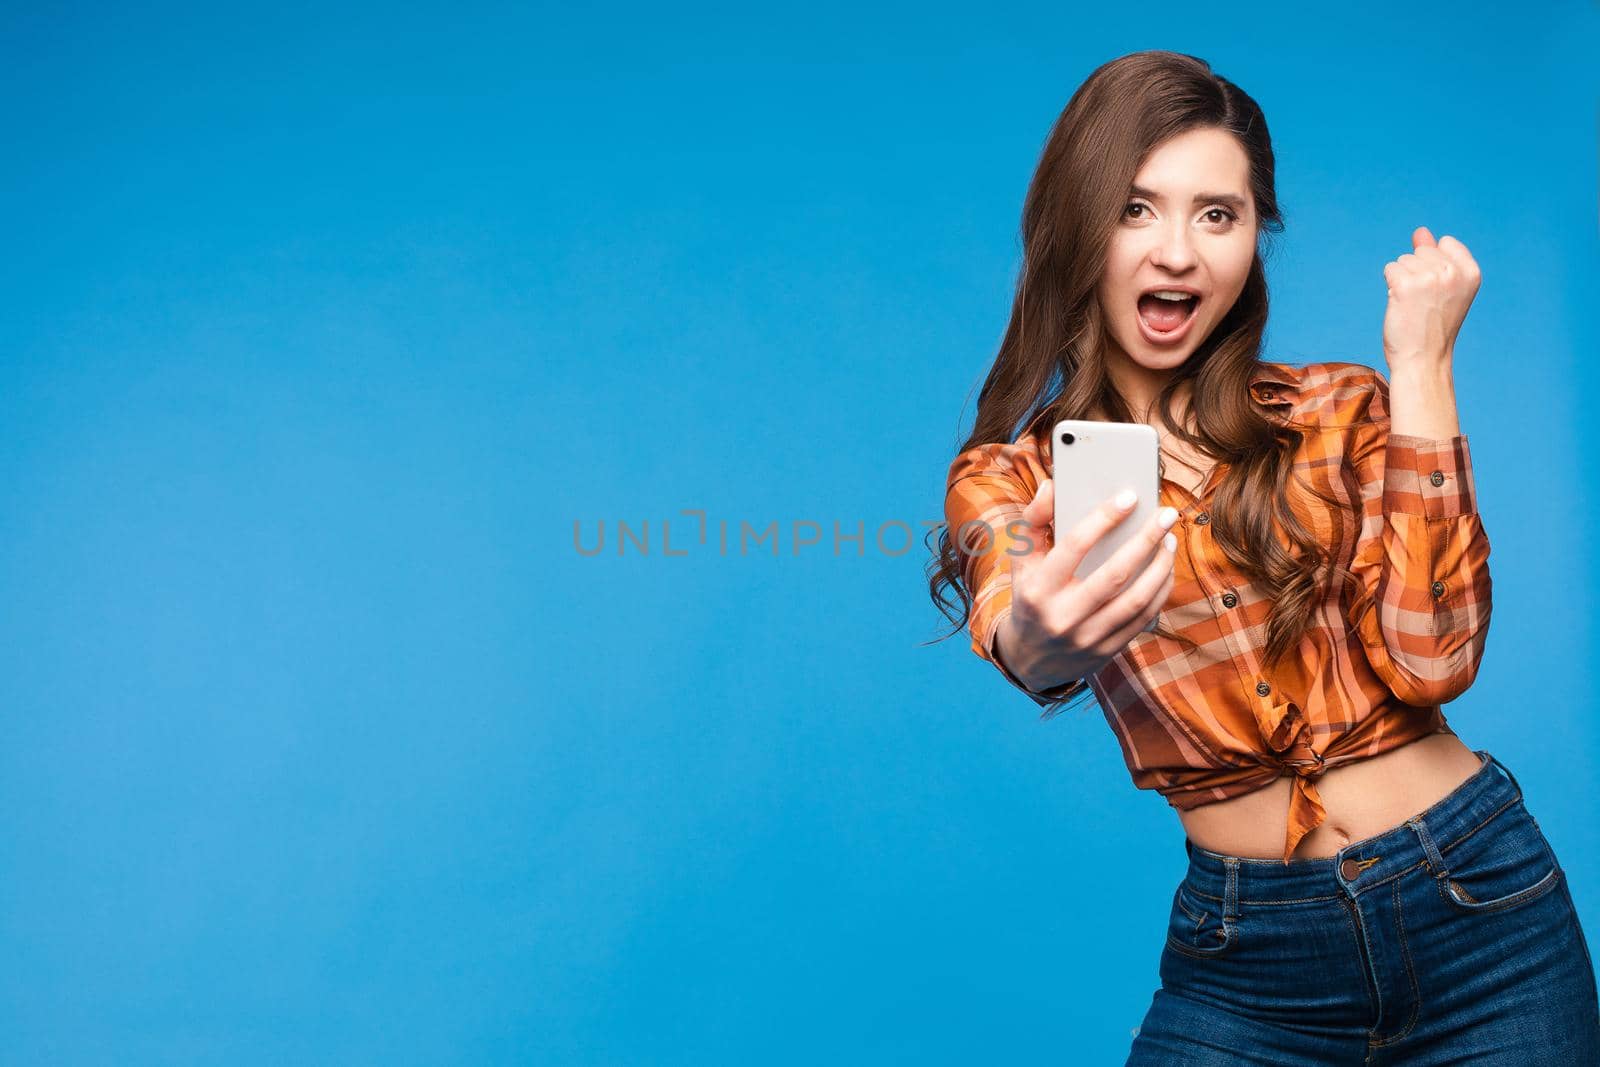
[1249,362,1300,404]
[1023,362,1301,440]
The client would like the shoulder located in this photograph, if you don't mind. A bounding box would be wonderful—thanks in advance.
[1265,361,1388,428]
[1312,360,1388,392]
[1313,361,1390,429]
[945,431,1050,496]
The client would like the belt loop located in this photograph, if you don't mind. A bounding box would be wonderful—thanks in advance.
[1486,750,1524,799]
[1222,857,1240,921]
[1409,815,1448,879]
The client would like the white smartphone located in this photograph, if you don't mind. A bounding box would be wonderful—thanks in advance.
[1050,419,1162,625]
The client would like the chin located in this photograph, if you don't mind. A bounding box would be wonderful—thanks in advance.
[1122,336,1202,368]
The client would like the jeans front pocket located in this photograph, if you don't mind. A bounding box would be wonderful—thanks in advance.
[1165,880,1239,959]
[1435,798,1564,915]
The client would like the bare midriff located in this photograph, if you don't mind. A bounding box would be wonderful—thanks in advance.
[1177,727,1487,860]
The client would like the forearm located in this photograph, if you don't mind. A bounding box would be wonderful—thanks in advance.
[1346,362,1491,705]
[1386,361,1461,440]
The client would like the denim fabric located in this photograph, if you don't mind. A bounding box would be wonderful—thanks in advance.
[1127,750,1600,1065]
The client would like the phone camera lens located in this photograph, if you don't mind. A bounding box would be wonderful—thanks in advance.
[1060,432,1075,446]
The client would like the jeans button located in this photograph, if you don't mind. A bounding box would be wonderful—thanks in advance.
[1340,858,1361,880]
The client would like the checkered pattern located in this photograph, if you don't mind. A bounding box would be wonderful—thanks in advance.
[944,361,1492,863]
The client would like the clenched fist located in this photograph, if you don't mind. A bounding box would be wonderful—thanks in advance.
[1381,226,1481,374]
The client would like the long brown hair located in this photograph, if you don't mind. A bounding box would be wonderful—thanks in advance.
[927,50,1356,717]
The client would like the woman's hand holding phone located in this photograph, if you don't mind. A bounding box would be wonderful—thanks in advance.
[993,478,1179,693]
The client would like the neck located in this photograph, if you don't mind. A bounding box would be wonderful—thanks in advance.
[1101,363,1195,431]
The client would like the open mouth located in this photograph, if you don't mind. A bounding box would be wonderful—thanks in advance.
[1137,292,1200,335]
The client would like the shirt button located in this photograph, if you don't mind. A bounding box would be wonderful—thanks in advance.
[1430,470,1445,487]
[1195,513,1210,525]
[1340,858,1362,880]
[1256,682,1271,696]
[1221,592,1238,608]
[1431,580,1446,598]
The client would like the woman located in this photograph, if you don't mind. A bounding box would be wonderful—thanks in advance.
[929,51,1599,1063]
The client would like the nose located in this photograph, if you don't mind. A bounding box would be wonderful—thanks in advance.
[1151,221,1198,271]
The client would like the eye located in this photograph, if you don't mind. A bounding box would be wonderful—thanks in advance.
[1124,202,1240,226]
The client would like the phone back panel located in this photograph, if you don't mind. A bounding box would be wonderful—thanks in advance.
[1050,419,1161,583]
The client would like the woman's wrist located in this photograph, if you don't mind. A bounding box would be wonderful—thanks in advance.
[995,611,1081,694]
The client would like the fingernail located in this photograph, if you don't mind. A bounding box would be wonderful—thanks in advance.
[1163,532,1177,553]
[1115,488,1137,510]
[1157,506,1179,530]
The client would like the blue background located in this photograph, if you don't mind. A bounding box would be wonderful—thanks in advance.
[4,3,1596,1062]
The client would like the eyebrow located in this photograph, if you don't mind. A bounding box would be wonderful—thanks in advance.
[1129,184,1248,212]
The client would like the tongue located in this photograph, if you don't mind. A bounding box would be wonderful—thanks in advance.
[1138,294,1192,332]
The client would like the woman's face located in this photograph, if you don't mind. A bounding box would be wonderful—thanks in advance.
[1097,127,1258,383]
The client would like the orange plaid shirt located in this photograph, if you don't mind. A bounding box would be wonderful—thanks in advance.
[944,361,1493,863]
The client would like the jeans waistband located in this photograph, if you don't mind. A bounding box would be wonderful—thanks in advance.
[1181,749,1521,903]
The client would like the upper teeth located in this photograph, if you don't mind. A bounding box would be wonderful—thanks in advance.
[1148,291,1195,301]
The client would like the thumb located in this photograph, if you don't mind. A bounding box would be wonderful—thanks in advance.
[1413,225,1437,250]
[1017,478,1054,558]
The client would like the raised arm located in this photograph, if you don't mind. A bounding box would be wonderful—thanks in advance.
[1342,366,1492,706]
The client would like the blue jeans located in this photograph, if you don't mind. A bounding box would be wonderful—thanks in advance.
[1127,750,1600,1064]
